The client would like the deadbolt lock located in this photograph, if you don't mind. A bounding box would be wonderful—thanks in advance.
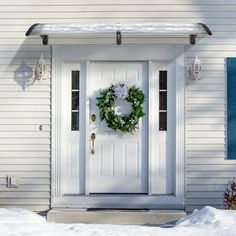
[91,114,96,122]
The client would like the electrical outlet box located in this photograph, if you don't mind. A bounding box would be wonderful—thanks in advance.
[6,175,19,188]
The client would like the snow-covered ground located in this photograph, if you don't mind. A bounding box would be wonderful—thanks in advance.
[0,206,235,236]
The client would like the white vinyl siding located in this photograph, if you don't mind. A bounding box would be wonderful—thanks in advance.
[0,0,235,212]
[0,44,50,211]
[186,44,234,212]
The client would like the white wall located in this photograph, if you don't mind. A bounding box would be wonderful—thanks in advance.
[0,0,235,211]
[0,45,51,211]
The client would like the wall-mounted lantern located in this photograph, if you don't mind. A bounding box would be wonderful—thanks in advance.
[35,53,47,82]
[188,54,202,80]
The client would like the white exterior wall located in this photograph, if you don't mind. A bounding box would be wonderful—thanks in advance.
[0,45,51,211]
[0,0,235,212]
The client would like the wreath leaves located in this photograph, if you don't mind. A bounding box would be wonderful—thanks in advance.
[96,84,145,133]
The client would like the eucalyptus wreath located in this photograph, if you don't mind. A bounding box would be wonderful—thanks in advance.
[96,84,145,133]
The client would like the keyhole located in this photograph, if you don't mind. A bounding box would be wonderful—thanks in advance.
[39,125,43,131]
[91,114,96,122]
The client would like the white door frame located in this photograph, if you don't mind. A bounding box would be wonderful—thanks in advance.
[51,45,185,209]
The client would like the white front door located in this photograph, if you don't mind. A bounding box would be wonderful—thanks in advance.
[89,62,148,193]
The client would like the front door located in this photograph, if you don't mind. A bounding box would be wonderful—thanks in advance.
[53,46,185,208]
[89,62,148,193]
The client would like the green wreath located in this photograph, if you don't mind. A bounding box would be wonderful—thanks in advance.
[96,84,145,133]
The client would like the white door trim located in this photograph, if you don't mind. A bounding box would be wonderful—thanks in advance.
[85,61,90,196]
[51,45,185,209]
[175,46,186,197]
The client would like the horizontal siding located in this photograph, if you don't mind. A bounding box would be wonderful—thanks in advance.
[0,105,50,112]
[0,192,50,198]
[187,125,225,131]
[0,178,50,185]
[0,5,51,210]
[185,25,230,210]
[0,185,49,191]
[0,0,234,212]
[0,172,50,178]
[187,118,225,124]
[187,152,225,158]
[0,92,50,98]
[4,12,236,19]
[3,5,236,12]
[0,152,50,158]
[187,171,236,178]
[0,205,50,212]
[0,165,50,171]
[187,158,234,165]
[0,112,50,118]
[187,145,225,151]
[0,145,50,151]
[186,33,227,210]
[0,158,50,164]
[1,0,236,4]
[187,138,225,144]
[0,138,50,144]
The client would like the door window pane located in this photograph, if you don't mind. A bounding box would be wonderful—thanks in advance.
[72,92,80,110]
[72,71,80,90]
[159,70,167,131]
[159,71,167,90]
[71,70,80,131]
[159,92,167,110]
[159,112,167,131]
[72,112,79,131]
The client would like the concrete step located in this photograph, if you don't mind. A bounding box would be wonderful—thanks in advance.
[47,209,186,225]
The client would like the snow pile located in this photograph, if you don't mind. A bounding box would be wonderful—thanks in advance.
[0,206,235,235]
[0,208,46,223]
[176,206,236,229]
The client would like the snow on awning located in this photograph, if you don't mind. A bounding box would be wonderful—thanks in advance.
[25,23,212,45]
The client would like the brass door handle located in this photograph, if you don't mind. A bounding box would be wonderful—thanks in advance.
[91,132,96,155]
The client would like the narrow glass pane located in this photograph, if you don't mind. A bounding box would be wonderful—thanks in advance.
[72,71,80,90]
[71,112,79,131]
[159,92,167,110]
[159,71,167,90]
[159,112,167,131]
[72,92,79,110]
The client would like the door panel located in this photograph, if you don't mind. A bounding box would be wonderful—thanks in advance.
[89,62,148,193]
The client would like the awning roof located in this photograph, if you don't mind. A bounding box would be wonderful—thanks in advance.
[25,22,212,45]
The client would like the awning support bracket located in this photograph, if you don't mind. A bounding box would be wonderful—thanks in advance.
[40,35,48,45]
[190,34,197,45]
[198,23,212,36]
[116,31,122,45]
[25,23,48,45]
[190,23,212,45]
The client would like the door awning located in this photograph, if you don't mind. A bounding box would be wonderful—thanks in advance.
[25,22,212,45]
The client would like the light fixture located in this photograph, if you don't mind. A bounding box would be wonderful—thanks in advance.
[188,54,202,80]
[35,53,47,82]
[25,22,212,45]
